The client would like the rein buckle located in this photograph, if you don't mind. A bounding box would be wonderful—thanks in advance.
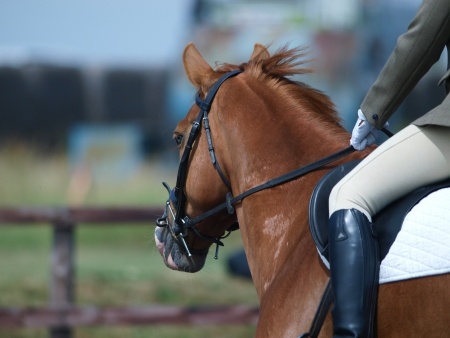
[226,192,235,214]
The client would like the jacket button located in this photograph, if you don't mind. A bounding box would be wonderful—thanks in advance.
[372,114,379,120]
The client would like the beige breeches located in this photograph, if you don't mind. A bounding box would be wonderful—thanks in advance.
[329,125,450,221]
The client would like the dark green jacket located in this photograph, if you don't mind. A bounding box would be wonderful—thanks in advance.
[361,0,450,128]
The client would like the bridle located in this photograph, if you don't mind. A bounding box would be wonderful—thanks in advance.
[156,69,356,259]
[156,69,243,258]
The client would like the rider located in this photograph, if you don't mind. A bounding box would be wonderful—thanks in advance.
[328,0,450,337]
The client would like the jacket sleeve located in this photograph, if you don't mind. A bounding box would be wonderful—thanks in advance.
[360,0,450,128]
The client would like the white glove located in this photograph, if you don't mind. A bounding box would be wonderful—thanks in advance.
[350,109,379,151]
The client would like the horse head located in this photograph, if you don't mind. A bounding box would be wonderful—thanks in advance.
[155,43,271,272]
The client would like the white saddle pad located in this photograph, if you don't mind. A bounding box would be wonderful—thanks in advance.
[379,187,450,284]
[319,187,450,284]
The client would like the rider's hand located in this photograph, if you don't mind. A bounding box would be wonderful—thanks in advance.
[350,109,379,151]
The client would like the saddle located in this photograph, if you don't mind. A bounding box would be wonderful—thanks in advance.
[309,160,450,262]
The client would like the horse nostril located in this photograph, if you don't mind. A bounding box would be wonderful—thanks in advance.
[154,227,165,243]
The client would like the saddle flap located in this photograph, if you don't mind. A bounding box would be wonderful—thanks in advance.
[309,160,450,261]
[308,160,360,257]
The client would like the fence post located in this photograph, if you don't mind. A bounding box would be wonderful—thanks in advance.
[49,221,75,338]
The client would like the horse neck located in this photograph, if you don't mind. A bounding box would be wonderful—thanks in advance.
[215,81,351,300]
[219,81,351,195]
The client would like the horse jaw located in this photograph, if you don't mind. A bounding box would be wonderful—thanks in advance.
[154,227,207,273]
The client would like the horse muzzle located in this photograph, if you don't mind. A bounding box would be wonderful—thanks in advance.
[154,195,208,272]
[154,225,207,272]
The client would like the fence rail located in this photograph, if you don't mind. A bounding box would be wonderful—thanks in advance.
[0,206,162,224]
[0,207,258,337]
[0,305,259,328]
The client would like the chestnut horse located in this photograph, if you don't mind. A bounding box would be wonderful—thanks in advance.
[155,43,450,337]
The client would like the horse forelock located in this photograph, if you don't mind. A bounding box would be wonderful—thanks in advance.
[215,45,345,134]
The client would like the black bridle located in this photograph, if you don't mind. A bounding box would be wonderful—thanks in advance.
[157,69,243,258]
[156,69,356,259]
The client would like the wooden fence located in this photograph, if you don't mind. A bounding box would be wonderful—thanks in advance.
[0,207,258,337]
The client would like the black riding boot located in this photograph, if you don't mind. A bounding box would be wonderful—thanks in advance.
[328,209,380,338]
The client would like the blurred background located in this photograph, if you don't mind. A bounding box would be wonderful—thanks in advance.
[0,0,447,337]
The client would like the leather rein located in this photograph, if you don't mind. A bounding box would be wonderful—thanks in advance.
[156,69,356,259]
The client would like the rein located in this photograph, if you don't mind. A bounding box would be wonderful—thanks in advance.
[176,128,395,229]
[184,144,355,228]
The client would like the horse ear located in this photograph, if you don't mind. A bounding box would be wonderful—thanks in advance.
[250,43,270,62]
[183,42,215,88]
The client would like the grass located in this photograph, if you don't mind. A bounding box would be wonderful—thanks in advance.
[0,143,258,338]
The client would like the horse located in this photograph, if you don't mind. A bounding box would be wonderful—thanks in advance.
[155,43,450,337]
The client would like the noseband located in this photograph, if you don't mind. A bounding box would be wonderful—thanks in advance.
[156,69,356,259]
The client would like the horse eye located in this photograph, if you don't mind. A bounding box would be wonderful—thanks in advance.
[174,134,184,146]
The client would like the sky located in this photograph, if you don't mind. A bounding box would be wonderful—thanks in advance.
[0,0,194,67]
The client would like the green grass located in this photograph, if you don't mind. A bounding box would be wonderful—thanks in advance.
[0,144,258,337]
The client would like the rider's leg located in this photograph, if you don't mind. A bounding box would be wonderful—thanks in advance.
[330,124,450,220]
[328,124,450,338]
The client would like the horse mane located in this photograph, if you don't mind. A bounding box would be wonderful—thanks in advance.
[216,45,344,130]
